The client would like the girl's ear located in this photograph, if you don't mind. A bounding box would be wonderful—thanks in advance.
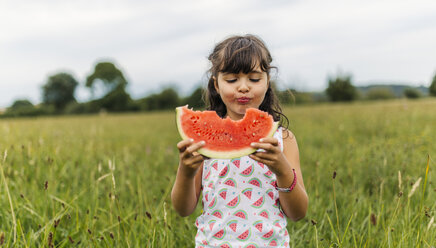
[213,76,219,92]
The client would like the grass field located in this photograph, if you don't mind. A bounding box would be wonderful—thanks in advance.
[0,98,435,247]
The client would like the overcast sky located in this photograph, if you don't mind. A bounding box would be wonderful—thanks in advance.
[1,0,436,108]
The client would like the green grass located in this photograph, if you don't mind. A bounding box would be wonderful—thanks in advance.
[0,99,435,247]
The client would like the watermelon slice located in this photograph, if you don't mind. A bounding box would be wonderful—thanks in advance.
[226,196,240,208]
[212,210,223,219]
[253,220,263,232]
[219,242,232,248]
[227,220,238,232]
[251,196,265,208]
[237,228,251,241]
[242,188,252,199]
[261,228,274,240]
[212,229,225,240]
[244,244,259,248]
[233,210,248,219]
[218,188,227,200]
[176,106,279,159]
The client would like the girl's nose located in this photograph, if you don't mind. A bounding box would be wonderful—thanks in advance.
[238,79,249,92]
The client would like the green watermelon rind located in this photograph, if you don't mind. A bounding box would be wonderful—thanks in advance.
[176,106,279,159]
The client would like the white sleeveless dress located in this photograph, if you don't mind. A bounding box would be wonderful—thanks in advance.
[195,127,290,248]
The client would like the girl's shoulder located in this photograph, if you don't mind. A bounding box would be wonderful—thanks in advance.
[279,127,296,141]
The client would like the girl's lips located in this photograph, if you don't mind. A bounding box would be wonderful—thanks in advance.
[237,97,251,104]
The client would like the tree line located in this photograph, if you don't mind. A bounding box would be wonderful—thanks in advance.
[2,62,436,118]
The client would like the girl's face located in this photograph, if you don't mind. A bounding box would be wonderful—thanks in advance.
[214,65,269,121]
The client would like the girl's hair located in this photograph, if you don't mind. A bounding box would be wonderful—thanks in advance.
[205,34,289,129]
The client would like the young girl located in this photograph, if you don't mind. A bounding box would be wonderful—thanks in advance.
[171,34,308,247]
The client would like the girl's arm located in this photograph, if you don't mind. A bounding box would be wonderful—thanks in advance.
[171,139,205,217]
[249,130,308,221]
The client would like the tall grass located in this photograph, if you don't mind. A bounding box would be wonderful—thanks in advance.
[0,99,435,247]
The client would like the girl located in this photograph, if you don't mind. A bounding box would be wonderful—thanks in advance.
[171,34,308,247]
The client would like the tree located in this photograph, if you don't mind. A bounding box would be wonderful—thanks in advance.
[143,87,180,111]
[86,62,132,111]
[86,62,128,97]
[430,72,436,96]
[42,72,78,110]
[183,86,205,109]
[10,99,33,109]
[326,73,357,102]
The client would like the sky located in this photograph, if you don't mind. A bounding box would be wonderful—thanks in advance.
[1,0,436,108]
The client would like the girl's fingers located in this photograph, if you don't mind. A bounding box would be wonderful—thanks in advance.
[251,142,278,153]
[252,151,275,161]
[183,141,206,158]
[186,141,206,154]
[177,139,193,153]
[185,154,204,166]
[249,154,273,165]
[259,137,278,146]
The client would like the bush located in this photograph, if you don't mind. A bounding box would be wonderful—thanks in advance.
[326,74,357,102]
[403,88,421,99]
[365,87,396,100]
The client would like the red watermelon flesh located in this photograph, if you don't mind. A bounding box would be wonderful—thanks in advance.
[176,106,278,159]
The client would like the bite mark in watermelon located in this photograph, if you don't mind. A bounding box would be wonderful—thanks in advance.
[176,106,278,159]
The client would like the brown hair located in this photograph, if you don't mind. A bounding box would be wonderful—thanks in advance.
[205,34,288,128]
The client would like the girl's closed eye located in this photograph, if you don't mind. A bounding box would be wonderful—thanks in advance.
[225,78,237,83]
[250,78,261,82]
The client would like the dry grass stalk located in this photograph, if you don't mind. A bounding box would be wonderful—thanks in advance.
[408,177,421,198]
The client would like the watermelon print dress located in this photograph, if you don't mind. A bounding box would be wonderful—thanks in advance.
[195,127,290,248]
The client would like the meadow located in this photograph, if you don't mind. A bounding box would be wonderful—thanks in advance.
[0,98,435,247]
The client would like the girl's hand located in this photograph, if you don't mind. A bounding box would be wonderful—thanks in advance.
[249,137,291,177]
[177,139,206,178]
